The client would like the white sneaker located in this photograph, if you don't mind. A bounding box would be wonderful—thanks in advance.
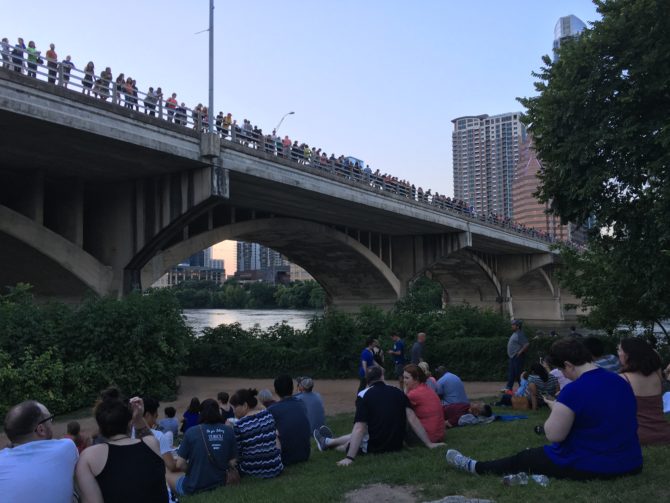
[446,449,476,474]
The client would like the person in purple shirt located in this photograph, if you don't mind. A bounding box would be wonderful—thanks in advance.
[447,338,642,480]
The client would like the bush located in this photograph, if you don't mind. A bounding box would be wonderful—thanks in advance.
[0,286,193,419]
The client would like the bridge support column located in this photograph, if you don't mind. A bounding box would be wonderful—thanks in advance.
[12,169,45,224]
[44,178,84,246]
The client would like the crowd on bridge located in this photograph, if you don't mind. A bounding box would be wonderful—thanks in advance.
[2,326,670,501]
[2,34,564,245]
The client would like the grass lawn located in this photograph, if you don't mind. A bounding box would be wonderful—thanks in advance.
[183,405,670,503]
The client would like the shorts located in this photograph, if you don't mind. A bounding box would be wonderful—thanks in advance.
[175,475,187,496]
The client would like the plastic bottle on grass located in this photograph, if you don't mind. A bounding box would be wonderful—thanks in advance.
[531,474,550,487]
[502,472,529,486]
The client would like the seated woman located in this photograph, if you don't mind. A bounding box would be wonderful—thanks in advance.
[446,337,642,480]
[403,364,445,442]
[526,362,560,410]
[618,337,670,445]
[167,398,237,496]
[181,397,201,434]
[418,362,439,394]
[229,389,283,479]
[75,388,169,503]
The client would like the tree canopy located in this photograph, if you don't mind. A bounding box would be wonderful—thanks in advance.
[518,0,670,333]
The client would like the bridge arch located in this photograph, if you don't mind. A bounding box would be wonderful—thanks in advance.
[140,218,401,311]
[0,205,113,297]
[418,249,503,312]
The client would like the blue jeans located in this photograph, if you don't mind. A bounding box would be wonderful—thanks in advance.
[506,354,525,390]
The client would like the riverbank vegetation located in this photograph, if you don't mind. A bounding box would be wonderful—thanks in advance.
[0,284,192,419]
[167,279,325,310]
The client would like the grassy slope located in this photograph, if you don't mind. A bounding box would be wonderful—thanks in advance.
[184,408,670,503]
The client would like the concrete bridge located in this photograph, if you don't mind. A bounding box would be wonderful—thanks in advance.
[0,68,578,322]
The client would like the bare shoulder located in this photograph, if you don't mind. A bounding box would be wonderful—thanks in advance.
[142,434,161,455]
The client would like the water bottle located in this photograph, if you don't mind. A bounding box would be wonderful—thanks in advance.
[531,474,550,487]
[502,472,529,486]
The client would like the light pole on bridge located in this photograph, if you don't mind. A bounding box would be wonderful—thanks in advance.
[274,111,295,135]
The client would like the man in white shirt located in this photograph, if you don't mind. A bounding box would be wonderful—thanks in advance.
[0,400,78,503]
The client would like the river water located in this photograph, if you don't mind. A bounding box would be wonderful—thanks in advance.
[183,308,323,334]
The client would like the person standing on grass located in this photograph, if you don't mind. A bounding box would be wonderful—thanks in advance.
[358,336,379,392]
[387,333,406,385]
[447,337,643,480]
[504,319,528,391]
[313,367,444,466]
[411,332,426,364]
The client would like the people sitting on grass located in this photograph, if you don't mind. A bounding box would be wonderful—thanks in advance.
[258,388,277,408]
[295,376,326,433]
[418,361,439,394]
[443,401,493,428]
[229,388,283,478]
[167,398,237,496]
[218,391,235,421]
[618,337,670,445]
[526,362,560,410]
[75,388,169,502]
[268,374,312,466]
[584,336,621,373]
[0,400,79,502]
[402,364,445,442]
[181,397,200,434]
[140,396,179,472]
[446,337,643,480]
[435,365,469,405]
[158,406,179,438]
[313,367,444,466]
[64,420,92,454]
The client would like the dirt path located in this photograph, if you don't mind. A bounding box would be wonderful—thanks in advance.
[1,377,504,448]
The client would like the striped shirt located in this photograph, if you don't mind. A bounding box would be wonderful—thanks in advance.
[233,409,283,479]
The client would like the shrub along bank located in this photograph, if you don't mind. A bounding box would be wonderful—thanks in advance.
[0,285,193,419]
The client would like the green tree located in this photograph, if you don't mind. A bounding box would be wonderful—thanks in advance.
[519,0,670,334]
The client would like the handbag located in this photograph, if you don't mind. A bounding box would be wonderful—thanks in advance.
[198,425,240,486]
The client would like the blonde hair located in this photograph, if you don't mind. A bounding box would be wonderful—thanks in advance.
[418,361,431,376]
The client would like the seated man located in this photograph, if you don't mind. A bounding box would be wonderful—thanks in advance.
[0,400,79,503]
[295,376,326,432]
[443,401,493,428]
[583,336,621,373]
[268,374,311,465]
[313,367,443,466]
[139,396,180,472]
[159,406,179,438]
[435,366,469,405]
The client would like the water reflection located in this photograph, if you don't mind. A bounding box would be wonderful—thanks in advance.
[184,309,322,334]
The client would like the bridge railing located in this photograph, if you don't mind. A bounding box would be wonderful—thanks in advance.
[3,47,561,245]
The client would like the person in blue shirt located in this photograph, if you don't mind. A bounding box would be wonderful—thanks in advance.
[446,337,643,480]
[268,375,311,466]
[358,337,378,392]
[387,333,406,386]
[295,376,326,433]
[435,367,469,406]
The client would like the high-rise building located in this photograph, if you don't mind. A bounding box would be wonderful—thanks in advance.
[187,246,213,268]
[553,15,587,59]
[452,112,526,219]
[236,242,289,283]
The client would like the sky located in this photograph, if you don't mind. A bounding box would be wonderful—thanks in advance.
[5,0,601,272]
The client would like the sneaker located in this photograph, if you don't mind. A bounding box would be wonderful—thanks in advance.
[313,429,328,452]
[318,425,333,439]
[446,449,476,474]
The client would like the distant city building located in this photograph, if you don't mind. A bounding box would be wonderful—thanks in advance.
[553,15,587,59]
[236,242,290,284]
[211,258,225,270]
[152,265,226,288]
[290,263,314,282]
[187,247,213,268]
[452,112,526,219]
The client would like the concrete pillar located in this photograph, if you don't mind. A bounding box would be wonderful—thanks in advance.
[13,170,44,224]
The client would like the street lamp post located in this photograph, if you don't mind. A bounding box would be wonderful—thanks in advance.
[274,111,295,134]
[208,0,214,133]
